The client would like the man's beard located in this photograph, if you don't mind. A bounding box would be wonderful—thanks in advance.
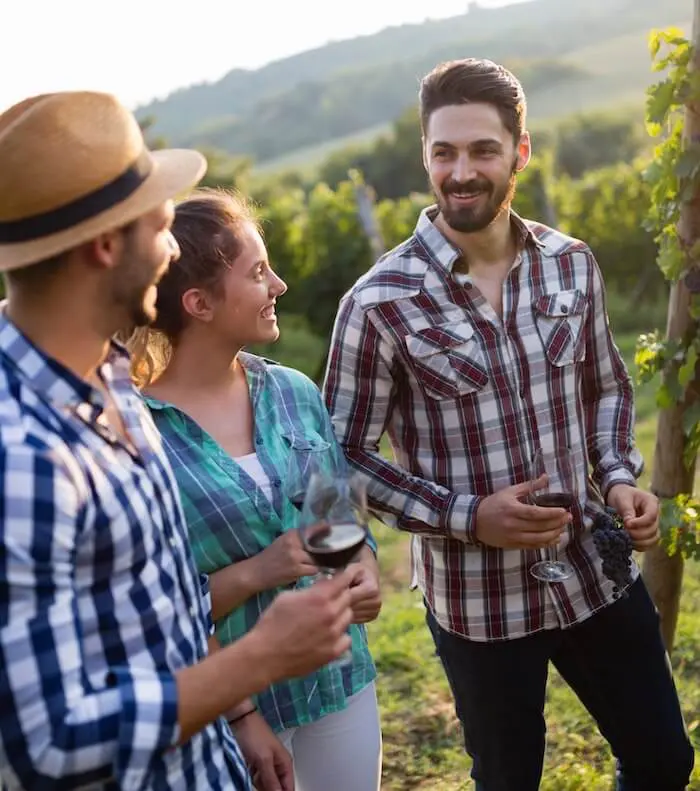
[109,241,163,331]
[434,165,517,234]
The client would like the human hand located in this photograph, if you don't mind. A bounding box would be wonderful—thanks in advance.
[347,562,382,623]
[254,528,319,589]
[474,475,572,549]
[606,484,659,551]
[251,569,354,681]
[231,710,294,791]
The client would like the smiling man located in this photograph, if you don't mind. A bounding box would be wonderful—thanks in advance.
[323,58,695,790]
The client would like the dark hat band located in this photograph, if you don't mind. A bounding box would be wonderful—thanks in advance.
[0,148,153,244]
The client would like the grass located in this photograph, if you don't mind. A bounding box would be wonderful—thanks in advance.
[363,330,700,790]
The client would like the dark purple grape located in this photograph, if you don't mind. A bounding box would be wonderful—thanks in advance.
[592,508,634,598]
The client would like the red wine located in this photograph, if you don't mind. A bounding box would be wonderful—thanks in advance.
[533,492,575,509]
[307,522,366,569]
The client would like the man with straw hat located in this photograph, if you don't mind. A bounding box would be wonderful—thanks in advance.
[0,91,354,791]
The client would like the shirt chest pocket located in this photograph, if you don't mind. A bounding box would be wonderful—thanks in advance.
[404,320,489,400]
[533,289,588,367]
[280,429,335,506]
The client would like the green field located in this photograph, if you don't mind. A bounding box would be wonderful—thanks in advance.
[363,331,700,790]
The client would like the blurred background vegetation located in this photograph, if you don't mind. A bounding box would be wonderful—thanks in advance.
[135,0,699,785]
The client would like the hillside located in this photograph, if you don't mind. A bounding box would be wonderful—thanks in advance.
[137,0,692,167]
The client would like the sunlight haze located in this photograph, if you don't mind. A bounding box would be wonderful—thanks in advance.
[1,0,533,112]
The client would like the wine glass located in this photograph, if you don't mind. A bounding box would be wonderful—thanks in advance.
[298,471,369,668]
[529,446,576,583]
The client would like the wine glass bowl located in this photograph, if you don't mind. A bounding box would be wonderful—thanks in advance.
[529,446,576,583]
[297,471,369,667]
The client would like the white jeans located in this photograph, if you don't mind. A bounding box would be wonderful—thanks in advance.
[276,682,382,791]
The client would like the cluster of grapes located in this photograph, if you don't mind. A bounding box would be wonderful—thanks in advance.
[592,507,633,600]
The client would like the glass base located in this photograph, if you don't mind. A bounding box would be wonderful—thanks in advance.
[530,560,574,583]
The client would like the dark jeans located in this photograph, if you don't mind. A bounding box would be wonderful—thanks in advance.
[426,578,694,791]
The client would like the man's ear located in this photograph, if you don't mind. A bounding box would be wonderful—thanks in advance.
[515,131,531,172]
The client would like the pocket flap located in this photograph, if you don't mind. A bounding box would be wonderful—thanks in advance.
[280,429,331,452]
[405,321,476,359]
[533,289,587,318]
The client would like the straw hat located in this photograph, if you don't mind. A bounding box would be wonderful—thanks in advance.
[0,91,207,271]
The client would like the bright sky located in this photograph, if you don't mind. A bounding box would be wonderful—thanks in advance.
[1,0,532,112]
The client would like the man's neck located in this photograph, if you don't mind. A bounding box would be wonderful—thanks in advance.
[435,208,517,271]
[5,295,111,381]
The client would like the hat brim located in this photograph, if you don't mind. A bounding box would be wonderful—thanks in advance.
[0,148,207,271]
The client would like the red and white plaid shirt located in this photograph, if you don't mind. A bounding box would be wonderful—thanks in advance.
[323,206,643,642]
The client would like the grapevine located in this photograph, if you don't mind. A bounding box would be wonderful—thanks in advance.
[635,27,700,560]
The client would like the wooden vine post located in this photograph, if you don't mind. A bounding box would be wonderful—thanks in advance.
[637,14,700,654]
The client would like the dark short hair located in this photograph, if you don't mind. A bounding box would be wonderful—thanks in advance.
[419,58,526,143]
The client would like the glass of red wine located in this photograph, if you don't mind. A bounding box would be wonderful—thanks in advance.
[298,470,369,668]
[529,446,576,583]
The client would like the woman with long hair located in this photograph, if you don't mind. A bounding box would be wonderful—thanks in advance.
[127,188,382,791]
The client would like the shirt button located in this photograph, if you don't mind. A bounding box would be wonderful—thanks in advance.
[169,537,178,548]
[560,304,569,314]
[189,604,197,617]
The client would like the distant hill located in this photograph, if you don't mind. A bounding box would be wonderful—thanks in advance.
[137,0,692,167]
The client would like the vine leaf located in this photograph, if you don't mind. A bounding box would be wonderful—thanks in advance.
[637,29,700,560]
[646,79,676,127]
[675,144,700,179]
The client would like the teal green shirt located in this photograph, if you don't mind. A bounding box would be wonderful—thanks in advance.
[144,353,377,732]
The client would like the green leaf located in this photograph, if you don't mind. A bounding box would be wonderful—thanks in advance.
[657,382,677,408]
[675,145,700,179]
[683,401,700,436]
[678,344,698,387]
[649,29,662,60]
[657,237,686,280]
[646,79,676,126]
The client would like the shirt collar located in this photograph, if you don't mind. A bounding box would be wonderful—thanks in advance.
[414,204,547,274]
[144,350,269,412]
[0,311,130,412]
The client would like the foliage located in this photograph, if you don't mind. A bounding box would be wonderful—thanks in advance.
[555,158,663,296]
[635,27,700,560]
[553,109,649,178]
[274,180,375,352]
[659,495,700,560]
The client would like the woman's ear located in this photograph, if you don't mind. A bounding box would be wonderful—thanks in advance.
[181,287,215,324]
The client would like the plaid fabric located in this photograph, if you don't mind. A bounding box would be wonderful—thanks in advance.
[0,316,250,790]
[323,206,644,642]
[145,353,376,734]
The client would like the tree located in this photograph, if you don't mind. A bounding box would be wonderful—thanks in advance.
[292,180,375,381]
[636,23,700,653]
[553,109,648,179]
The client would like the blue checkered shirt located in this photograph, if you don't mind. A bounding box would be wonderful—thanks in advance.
[0,315,251,790]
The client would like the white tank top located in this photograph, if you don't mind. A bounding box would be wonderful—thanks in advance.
[234,452,274,501]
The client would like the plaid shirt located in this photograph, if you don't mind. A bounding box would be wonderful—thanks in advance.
[324,206,644,642]
[145,353,376,734]
[0,316,250,791]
